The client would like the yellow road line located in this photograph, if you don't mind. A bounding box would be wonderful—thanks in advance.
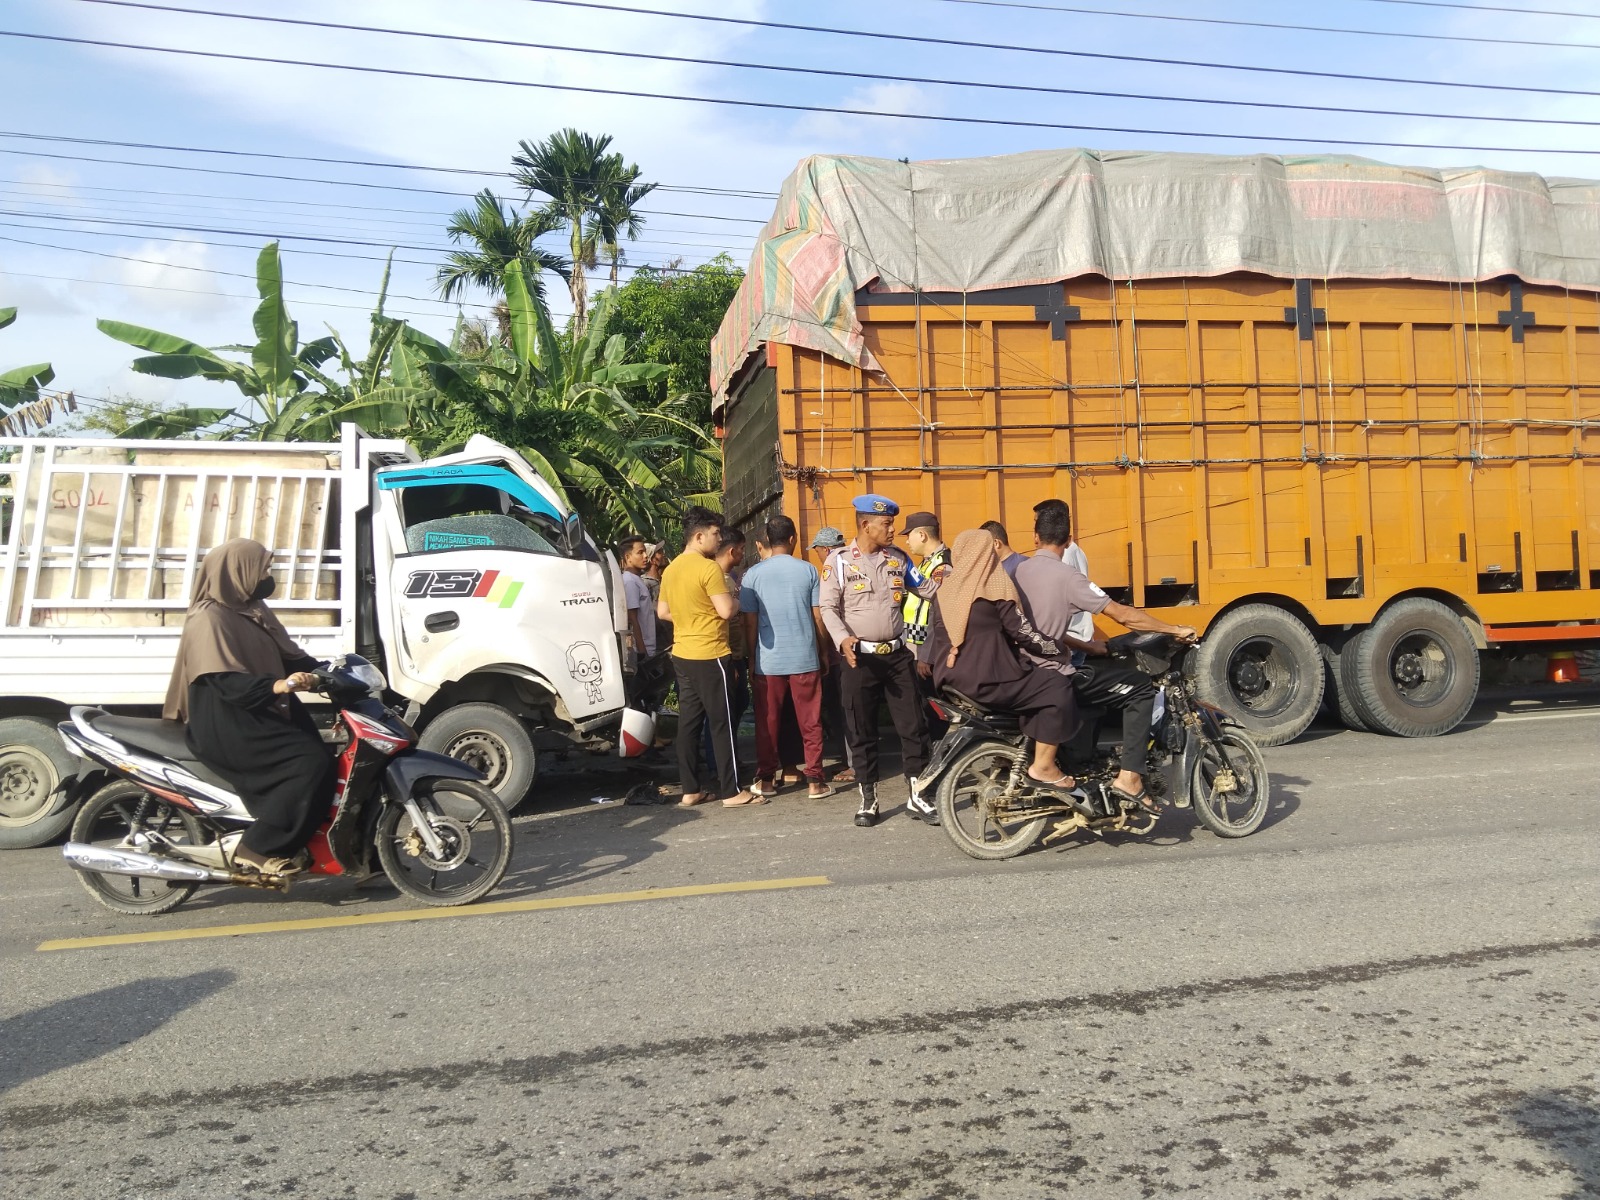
[36,875,832,953]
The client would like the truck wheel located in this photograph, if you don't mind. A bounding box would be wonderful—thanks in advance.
[0,717,81,849]
[1322,641,1371,732]
[1341,599,1479,737]
[417,703,537,813]
[1191,605,1324,747]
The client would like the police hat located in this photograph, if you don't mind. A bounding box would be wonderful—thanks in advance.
[851,494,899,517]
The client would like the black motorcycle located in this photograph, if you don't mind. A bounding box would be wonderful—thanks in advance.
[920,632,1271,860]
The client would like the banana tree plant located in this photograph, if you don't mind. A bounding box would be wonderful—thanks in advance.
[420,261,719,541]
[0,308,71,436]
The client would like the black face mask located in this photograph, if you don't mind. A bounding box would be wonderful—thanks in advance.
[251,577,276,601]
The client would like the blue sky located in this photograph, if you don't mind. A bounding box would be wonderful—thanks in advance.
[3,0,1598,410]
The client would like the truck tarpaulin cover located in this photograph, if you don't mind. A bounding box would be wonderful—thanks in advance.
[709,149,1600,411]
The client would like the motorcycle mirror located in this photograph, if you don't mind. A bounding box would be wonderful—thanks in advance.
[561,511,584,555]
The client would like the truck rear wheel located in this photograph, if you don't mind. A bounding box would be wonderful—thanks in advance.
[1340,599,1479,737]
[0,717,81,849]
[1322,641,1371,732]
[1191,605,1323,747]
[417,703,538,813]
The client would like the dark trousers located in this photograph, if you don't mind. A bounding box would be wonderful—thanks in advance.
[840,648,930,785]
[820,659,853,767]
[700,659,748,777]
[754,670,824,781]
[1071,660,1157,775]
[673,654,742,798]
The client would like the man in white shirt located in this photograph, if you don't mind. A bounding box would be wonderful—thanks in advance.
[617,535,656,660]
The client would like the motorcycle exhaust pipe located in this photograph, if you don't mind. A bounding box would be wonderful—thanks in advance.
[62,842,231,884]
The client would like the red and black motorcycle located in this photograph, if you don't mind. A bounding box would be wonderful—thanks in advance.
[59,655,513,915]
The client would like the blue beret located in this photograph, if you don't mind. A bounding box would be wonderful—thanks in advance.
[852,494,899,516]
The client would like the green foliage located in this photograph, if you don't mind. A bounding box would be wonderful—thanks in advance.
[512,128,657,335]
[0,307,67,436]
[87,240,713,544]
[435,189,570,308]
[610,254,744,428]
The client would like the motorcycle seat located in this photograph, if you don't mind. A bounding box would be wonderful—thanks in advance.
[939,689,1021,730]
[88,715,236,792]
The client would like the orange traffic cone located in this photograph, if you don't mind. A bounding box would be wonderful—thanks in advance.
[1547,651,1579,684]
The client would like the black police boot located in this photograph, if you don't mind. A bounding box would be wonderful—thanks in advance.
[905,778,940,826]
[853,782,879,828]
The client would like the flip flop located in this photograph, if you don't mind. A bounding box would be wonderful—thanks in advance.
[1110,785,1161,816]
[832,768,856,784]
[722,792,770,808]
[1026,771,1078,793]
[806,783,836,799]
[751,779,781,798]
[678,793,713,807]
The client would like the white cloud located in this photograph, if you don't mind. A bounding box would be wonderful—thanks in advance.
[114,239,233,318]
[793,82,937,156]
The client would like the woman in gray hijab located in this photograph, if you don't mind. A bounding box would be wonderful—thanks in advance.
[165,538,335,877]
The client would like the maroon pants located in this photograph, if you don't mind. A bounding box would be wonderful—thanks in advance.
[753,670,824,781]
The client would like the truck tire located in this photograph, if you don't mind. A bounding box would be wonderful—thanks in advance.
[1322,641,1371,732]
[417,703,538,813]
[1191,604,1324,747]
[1340,598,1479,737]
[0,716,82,849]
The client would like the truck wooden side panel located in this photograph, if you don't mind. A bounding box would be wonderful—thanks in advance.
[723,274,1599,632]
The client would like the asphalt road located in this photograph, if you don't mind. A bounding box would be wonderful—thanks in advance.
[2,689,1597,1199]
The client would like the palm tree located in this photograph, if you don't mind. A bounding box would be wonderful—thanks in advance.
[435,189,571,312]
[595,162,657,290]
[511,129,654,335]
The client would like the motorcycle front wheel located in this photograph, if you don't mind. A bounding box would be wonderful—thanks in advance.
[376,779,513,906]
[1189,730,1271,838]
[934,742,1047,860]
[69,779,206,916]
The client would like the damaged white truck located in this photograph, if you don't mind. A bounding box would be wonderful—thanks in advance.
[0,424,651,848]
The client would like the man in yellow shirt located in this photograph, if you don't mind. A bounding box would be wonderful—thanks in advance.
[658,507,762,808]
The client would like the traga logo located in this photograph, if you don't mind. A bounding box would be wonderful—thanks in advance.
[404,569,524,609]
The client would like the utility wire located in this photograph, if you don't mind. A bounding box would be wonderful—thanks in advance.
[925,0,1600,49]
[1349,0,1600,17]
[507,0,1600,97]
[0,181,758,245]
[66,0,1600,128]
[0,126,776,199]
[0,216,724,276]
[0,139,773,221]
[7,29,1600,156]
[0,231,496,309]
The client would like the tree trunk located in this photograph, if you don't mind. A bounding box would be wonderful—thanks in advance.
[569,217,588,337]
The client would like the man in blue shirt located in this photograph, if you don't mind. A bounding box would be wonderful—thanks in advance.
[741,515,833,798]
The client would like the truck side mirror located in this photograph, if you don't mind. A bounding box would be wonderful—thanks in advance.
[561,512,584,555]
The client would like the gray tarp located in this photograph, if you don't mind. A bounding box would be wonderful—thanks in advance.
[710,149,1600,408]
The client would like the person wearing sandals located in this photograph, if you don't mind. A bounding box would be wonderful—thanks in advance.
[922,530,1083,793]
[741,515,834,800]
[1011,502,1199,814]
[164,538,337,879]
[658,509,762,808]
[809,525,856,785]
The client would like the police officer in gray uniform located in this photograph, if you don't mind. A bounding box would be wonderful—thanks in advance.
[819,495,941,827]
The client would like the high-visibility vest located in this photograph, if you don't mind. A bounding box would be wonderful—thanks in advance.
[901,545,949,646]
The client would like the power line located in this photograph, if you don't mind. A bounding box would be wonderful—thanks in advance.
[0,140,773,222]
[507,0,1600,98]
[8,28,1600,158]
[66,0,1600,128]
[1348,0,1600,17]
[0,126,777,199]
[0,216,730,278]
[925,0,1600,49]
[0,179,760,245]
[0,231,497,309]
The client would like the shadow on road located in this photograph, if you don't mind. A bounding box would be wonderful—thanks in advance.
[0,969,233,1094]
[1510,1089,1599,1197]
[490,803,700,900]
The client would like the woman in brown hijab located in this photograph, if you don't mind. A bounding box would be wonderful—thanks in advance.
[921,529,1080,790]
[165,538,336,876]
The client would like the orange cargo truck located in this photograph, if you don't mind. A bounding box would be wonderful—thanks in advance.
[712,150,1600,745]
